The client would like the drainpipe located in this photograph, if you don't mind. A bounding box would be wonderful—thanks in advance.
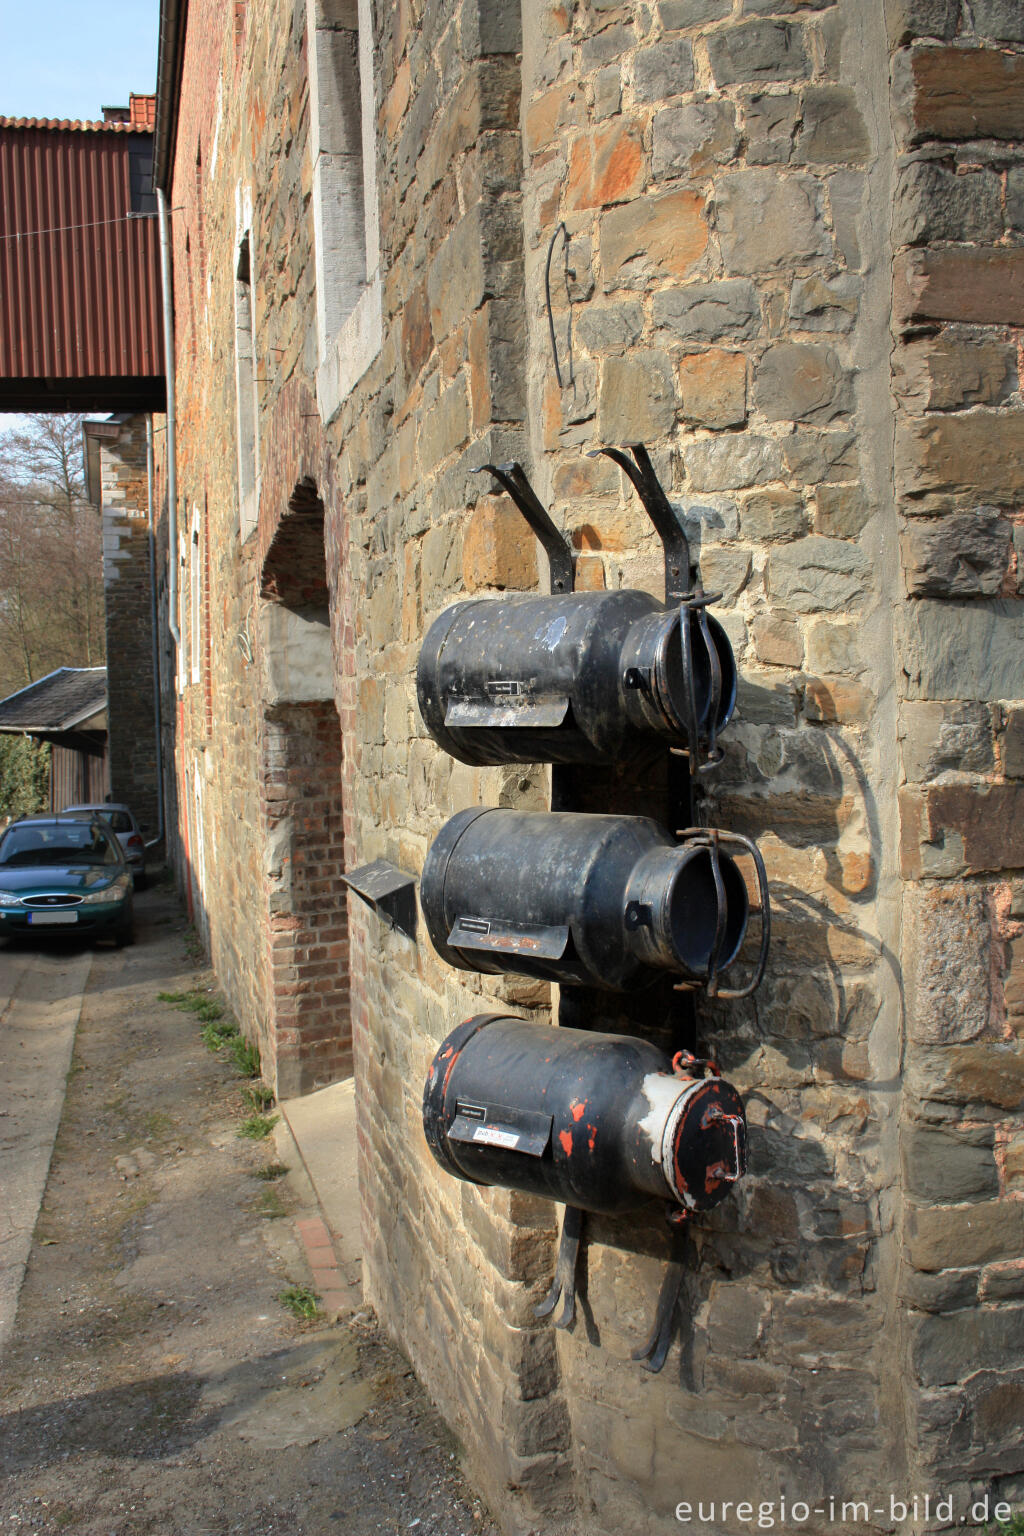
[145,414,165,851]
[157,185,180,658]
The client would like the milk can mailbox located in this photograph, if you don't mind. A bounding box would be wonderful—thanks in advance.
[415,447,771,1367]
[424,1014,747,1217]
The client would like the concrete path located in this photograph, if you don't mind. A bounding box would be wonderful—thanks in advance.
[0,940,93,1351]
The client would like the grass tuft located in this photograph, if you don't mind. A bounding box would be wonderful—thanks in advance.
[237,1113,279,1141]
[251,1161,289,1182]
[241,1081,275,1112]
[229,1034,262,1078]
[278,1284,319,1320]
[159,989,226,1025]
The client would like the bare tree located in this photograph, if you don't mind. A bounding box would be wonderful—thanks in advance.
[0,414,105,698]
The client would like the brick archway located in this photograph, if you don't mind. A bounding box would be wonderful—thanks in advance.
[257,478,350,1099]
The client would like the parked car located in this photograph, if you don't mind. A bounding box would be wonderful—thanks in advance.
[63,802,147,888]
[0,815,135,946]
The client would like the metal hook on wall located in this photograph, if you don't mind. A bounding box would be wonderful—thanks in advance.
[544,221,576,392]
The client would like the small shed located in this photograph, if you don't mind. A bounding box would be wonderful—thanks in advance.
[0,668,109,808]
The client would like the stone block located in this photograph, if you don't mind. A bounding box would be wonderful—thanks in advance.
[909,1305,1024,1388]
[970,0,1024,41]
[597,351,676,441]
[828,171,866,270]
[895,248,1024,329]
[1004,710,1024,779]
[652,280,760,342]
[707,20,809,86]
[685,434,784,491]
[567,121,646,211]
[741,489,808,543]
[789,273,860,333]
[814,483,869,538]
[899,1266,979,1313]
[901,600,1024,702]
[903,1124,999,1203]
[804,619,861,676]
[633,38,695,101]
[893,164,1003,247]
[699,546,752,604]
[754,342,852,424]
[894,337,1017,413]
[714,171,829,275]
[418,381,470,469]
[885,0,960,43]
[463,497,539,592]
[903,511,1011,598]
[677,349,747,428]
[893,46,1024,143]
[901,702,995,781]
[576,302,644,354]
[743,92,799,165]
[903,782,1024,877]
[802,677,874,724]
[653,100,740,179]
[658,0,731,24]
[1008,166,1024,232]
[895,411,1024,504]
[753,612,804,667]
[782,429,858,483]
[593,66,622,120]
[906,1201,1024,1275]
[795,87,870,165]
[768,536,868,614]
[580,23,632,75]
[601,189,708,288]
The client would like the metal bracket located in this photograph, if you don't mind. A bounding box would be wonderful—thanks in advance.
[591,442,693,603]
[534,1203,584,1329]
[341,860,417,941]
[471,462,575,595]
[631,1218,690,1373]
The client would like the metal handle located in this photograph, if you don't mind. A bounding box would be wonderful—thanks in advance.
[675,828,771,1000]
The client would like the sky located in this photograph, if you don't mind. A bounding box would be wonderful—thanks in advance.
[0,1,159,435]
[0,0,159,123]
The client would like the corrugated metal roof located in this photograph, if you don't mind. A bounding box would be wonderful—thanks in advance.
[0,668,107,732]
[0,121,163,398]
[0,118,152,133]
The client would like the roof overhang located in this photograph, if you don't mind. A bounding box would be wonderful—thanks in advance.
[154,0,189,193]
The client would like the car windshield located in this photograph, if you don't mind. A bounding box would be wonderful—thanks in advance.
[0,824,119,867]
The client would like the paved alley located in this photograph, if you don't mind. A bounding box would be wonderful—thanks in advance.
[0,884,499,1536]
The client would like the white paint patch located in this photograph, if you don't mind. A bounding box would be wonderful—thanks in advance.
[636,1072,686,1166]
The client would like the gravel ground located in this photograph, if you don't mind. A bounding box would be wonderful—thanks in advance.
[0,882,500,1536]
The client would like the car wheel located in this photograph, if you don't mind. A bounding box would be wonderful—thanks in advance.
[134,872,148,892]
[114,924,136,948]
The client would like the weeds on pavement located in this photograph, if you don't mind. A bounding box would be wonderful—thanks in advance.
[278,1284,319,1320]
[251,1162,289,1181]
[238,1113,280,1140]
[242,1082,275,1112]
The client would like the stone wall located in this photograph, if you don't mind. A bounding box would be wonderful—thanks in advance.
[99,413,160,835]
[890,0,1024,1509]
[154,0,1024,1530]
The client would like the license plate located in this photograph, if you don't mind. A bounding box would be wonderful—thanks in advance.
[29,911,78,925]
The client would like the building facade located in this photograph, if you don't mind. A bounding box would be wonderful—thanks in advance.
[154,0,1024,1529]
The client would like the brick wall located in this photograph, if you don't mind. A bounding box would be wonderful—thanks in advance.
[153,0,1024,1529]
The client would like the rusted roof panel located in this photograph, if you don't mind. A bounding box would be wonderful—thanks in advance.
[0,121,163,402]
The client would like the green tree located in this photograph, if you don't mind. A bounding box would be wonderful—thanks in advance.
[0,735,50,820]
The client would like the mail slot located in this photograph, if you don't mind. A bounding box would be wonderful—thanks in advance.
[423,1013,747,1215]
[417,590,736,768]
[420,807,758,992]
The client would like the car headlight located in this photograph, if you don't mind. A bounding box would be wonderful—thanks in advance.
[81,874,133,905]
[0,889,23,908]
